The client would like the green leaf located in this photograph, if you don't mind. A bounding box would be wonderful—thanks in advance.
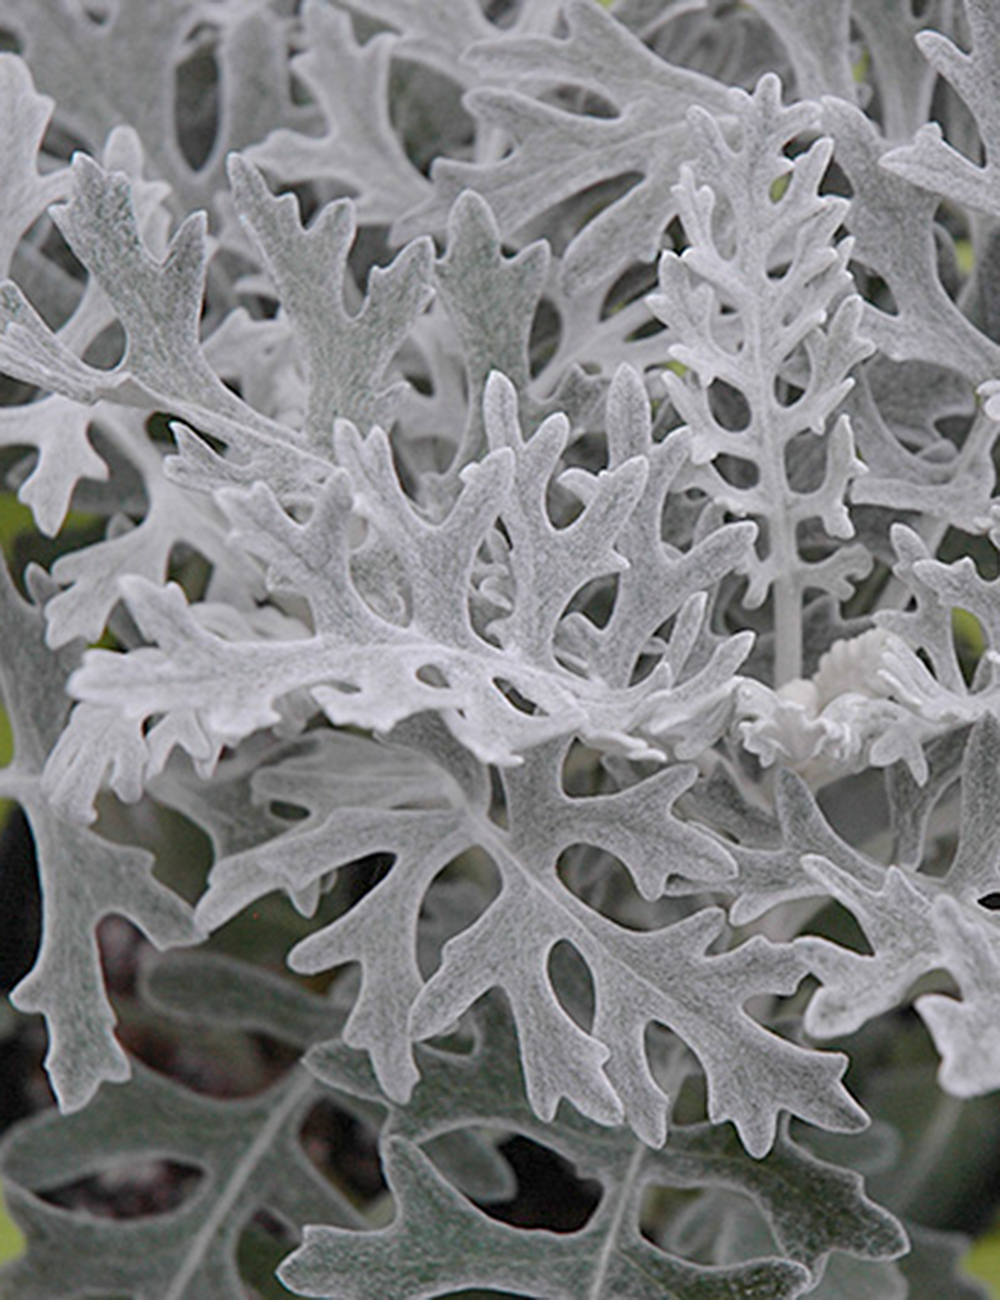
[0,491,34,561]
[965,1223,1000,1297]
[0,1186,25,1266]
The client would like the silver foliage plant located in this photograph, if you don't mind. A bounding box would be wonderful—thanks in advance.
[2,0,1000,1295]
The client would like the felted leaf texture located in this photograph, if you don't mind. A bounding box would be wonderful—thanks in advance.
[0,554,198,1113]
[803,715,1000,1097]
[398,0,733,296]
[246,0,432,225]
[648,74,873,686]
[0,968,905,1300]
[0,1,998,1295]
[191,718,865,1158]
[282,994,903,1299]
[1,0,313,218]
[46,368,755,820]
[0,959,361,1300]
[881,0,1000,221]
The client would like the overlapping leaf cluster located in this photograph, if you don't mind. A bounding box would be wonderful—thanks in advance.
[0,0,999,1296]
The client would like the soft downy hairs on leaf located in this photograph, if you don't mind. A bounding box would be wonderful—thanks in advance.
[0,1,998,1298]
